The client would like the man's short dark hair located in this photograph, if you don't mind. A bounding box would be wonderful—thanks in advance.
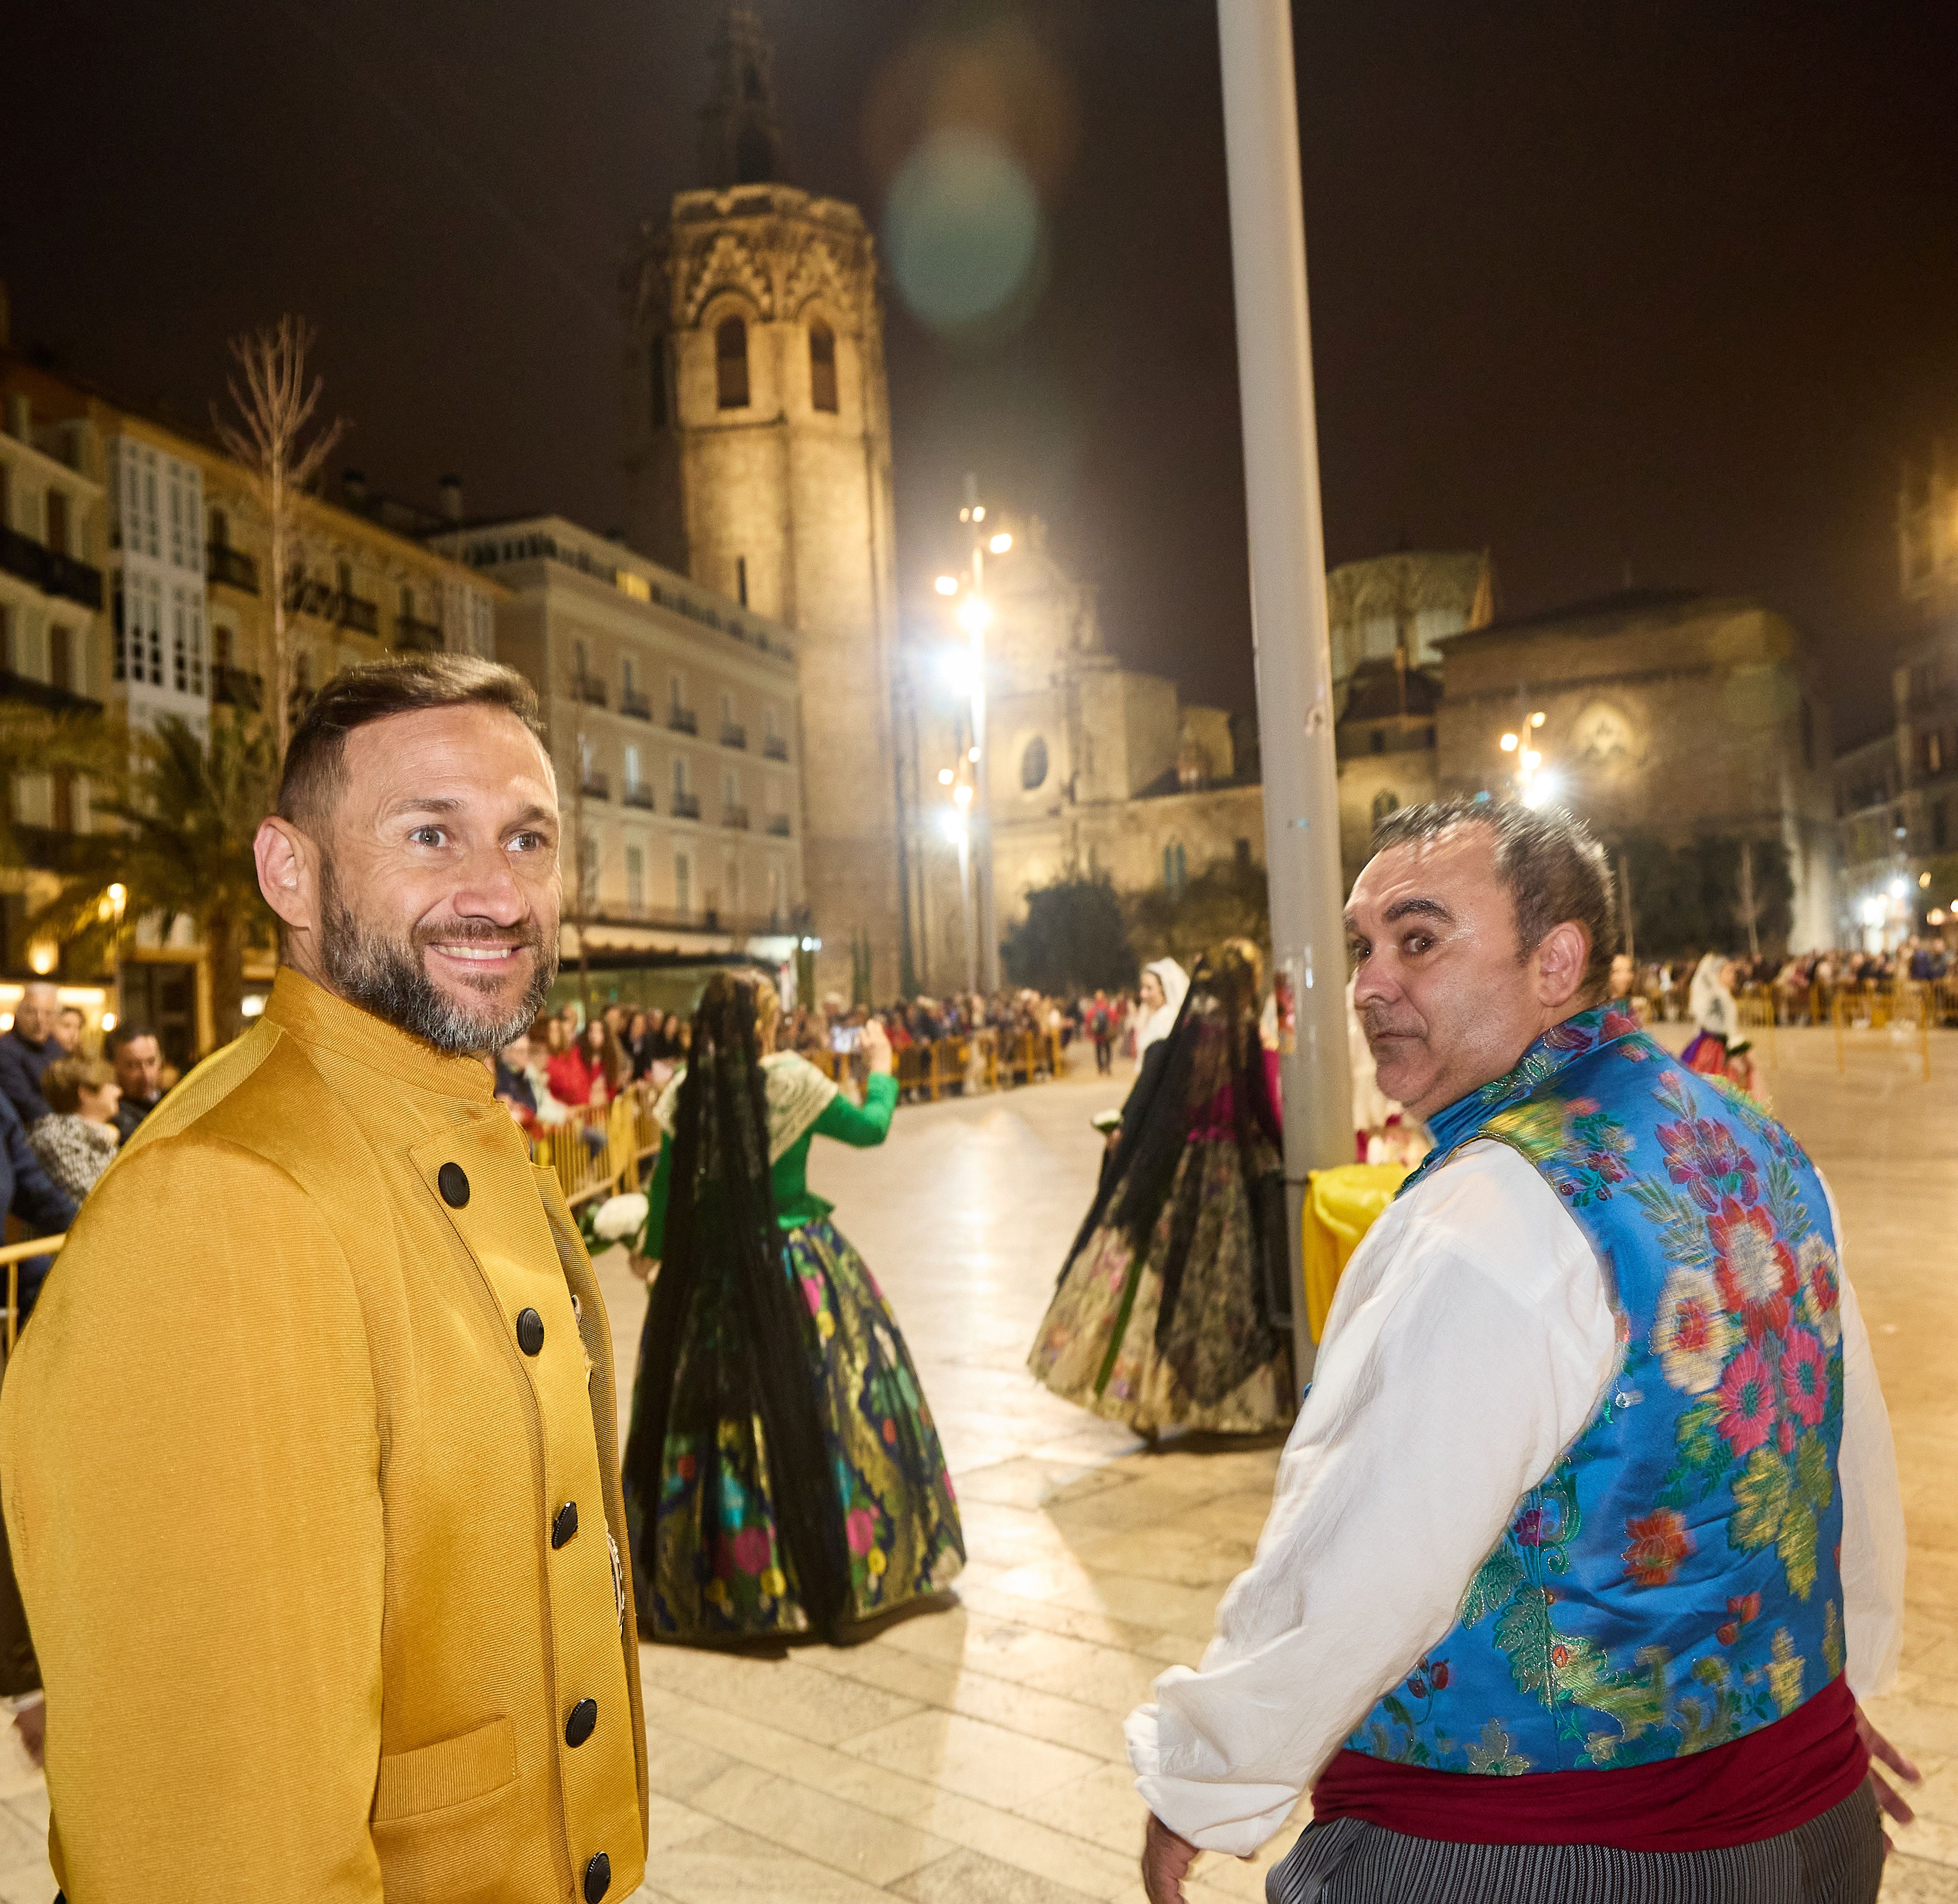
[278,654,547,836]
[105,1021,159,1059]
[1369,796,1620,1000]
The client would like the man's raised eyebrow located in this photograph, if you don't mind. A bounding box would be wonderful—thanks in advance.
[506,803,558,833]
[1383,896,1453,925]
[386,795,465,818]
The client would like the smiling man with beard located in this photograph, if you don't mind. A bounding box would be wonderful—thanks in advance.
[0,657,647,1903]
[1131,798,1914,1904]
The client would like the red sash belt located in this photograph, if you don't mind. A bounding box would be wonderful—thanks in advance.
[1311,1674,1866,1852]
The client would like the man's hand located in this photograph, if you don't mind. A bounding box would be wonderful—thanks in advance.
[1142,1813,1199,1904]
[1857,1703,1922,1852]
[860,1020,893,1074]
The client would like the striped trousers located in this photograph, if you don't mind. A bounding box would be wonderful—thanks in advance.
[1265,1782,1883,1904]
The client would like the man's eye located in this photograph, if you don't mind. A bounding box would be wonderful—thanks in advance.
[1405,933,1434,955]
[508,831,551,854]
[409,826,445,848]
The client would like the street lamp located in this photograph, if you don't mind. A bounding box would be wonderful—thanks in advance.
[943,472,1007,994]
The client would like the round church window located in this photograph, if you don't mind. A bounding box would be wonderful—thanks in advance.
[1021,735,1049,790]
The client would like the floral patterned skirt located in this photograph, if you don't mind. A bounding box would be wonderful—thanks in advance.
[1027,1143,1294,1436]
[633,1217,964,1643]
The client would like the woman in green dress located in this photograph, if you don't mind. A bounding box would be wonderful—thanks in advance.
[623,972,963,1643]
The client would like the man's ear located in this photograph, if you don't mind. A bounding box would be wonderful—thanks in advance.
[255,817,318,934]
[1534,920,1591,1011]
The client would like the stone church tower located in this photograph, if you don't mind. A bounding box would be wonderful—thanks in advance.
[622,4,907,1000]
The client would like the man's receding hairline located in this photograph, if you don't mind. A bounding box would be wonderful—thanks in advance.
[297,699,554,832]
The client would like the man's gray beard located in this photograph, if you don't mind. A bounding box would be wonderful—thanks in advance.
[318,860,558,1056]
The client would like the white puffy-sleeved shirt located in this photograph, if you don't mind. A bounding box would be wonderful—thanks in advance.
[1125,1140,1907,1857]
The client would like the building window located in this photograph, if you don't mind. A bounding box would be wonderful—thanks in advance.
[1370,729,1385,755]
[1372,788,1400,825]
[209,506,229,550]
[1163,842,1187,894]
[715,317,750,409]
[809,321,838,413]
[736,555,748,607]
[49,625,72,694]
[622,654,636,699]
[1021,735,1049,790]
[1234,836,1252,870]
[625,846,644,913]
[1929,731,1944,776]
[45,489,69,558]
[624,743,641,793]
[673,755,691,798]
[675,851,692,914]
[768,862,784,922]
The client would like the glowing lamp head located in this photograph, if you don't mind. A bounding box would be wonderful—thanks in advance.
[1530,711,1546,728]
[1920,872,1932,888]
[953,783,974,807]
[1521,748,1542,771]
[101,1010,118,1031]
[957,597,992,635]
[1890,878,1907,900]
[971,505,985,522]
[934,575,960,597]
[937,767,955,786]
[1499,732,1518,752]
[988,532,1012,554]
[28,943,57,976]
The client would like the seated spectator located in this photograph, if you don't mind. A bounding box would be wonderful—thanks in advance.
[494,1034,543,1134]
[28,1056,123,1203]
[0,982,61,1128]
[107,1023,167,1144]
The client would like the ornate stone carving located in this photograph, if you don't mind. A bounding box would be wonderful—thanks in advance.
[680,231,774,325]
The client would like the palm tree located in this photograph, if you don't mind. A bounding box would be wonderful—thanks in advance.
[4,709,278,1051]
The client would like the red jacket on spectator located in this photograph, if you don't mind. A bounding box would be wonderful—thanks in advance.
[545,1046,607,1108]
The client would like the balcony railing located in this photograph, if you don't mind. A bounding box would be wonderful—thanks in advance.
[723,804,751,831]
[0,526,104,609]
[720,723,747,750]
[207,542,259,595]
[620,689,652,721]
[671,789,701,819]
[766,813,792,837]
[211,666,265,711]
[335,592,379,636]
[622,782,654,810]
[763,733,789,760]
[580,771,610,801]
[574,674,608,708]
[395,612,445,654]
[667,706,698,735]
[287,576,336,618]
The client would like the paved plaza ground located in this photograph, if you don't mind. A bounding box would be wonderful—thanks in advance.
[0,1023,1953,1899]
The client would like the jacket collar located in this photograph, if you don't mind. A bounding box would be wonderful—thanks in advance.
[264,967,496,1102]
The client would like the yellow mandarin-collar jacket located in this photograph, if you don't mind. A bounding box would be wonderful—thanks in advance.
[0,969,648,1903]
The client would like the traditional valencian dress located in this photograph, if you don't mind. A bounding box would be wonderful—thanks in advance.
[1128,1002,1904,1900]
[1028,966,1293,1436]
[625,1051,963,1642]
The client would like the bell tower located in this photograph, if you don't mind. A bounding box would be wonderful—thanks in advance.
[623,4,908,1000]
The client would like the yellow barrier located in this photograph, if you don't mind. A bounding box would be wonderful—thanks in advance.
[0,1235,63,1359]
[1301,1164,1410,1343]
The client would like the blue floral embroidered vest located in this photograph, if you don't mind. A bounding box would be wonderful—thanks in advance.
[1348,1003,1848,1776]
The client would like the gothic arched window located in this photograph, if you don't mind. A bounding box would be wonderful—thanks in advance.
[809,321,838,413]
[1020,735,1048,789]
[715,317,750,409]
[650,339,669,428]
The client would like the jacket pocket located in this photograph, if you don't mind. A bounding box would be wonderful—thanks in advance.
[373,1714,517,1823]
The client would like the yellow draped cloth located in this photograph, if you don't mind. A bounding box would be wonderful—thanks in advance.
[1302,1163,1411,1342]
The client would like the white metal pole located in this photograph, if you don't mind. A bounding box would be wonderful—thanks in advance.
[1218,0,1354,1387]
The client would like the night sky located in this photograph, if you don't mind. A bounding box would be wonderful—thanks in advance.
[5,1,1956,746]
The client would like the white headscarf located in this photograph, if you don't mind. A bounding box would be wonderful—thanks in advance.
[1136,958,1189,1057]
[1688,952,1736,1037]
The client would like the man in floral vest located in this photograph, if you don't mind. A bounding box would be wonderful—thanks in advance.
[1130,797,1914,1904]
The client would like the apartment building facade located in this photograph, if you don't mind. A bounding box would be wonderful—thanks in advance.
[434,516,803,965]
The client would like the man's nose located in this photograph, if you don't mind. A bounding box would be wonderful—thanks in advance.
[1350,950,1395,1008]
[451,847,529,925]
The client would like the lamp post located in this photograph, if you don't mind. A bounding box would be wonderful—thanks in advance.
[954,474,1003,997]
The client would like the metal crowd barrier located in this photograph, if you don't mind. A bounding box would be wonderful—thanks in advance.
[528,1086,663,1210]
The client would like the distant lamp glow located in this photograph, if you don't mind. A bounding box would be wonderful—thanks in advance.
[967,745,979,762]
[937,767,955,786]
[988,532,1012,555]
[939,809,968,841]
[1861,896,1886,927]
[28,943,57,976]
[1520,748,1542,771]
[934,574,960,596]
[1931,909,1948,926]
[241,995,267,1019]
[956,597,992,634]
[953,783,974,807]
[1499,732,1519,752]
[1920,872,1933,888]
[101,1010,118,1032]
[959,508,971,523]
[1530,711,1546,728]
[1521,772,1558,810]
[1890,877,1908,899]
[971,505,986,522]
